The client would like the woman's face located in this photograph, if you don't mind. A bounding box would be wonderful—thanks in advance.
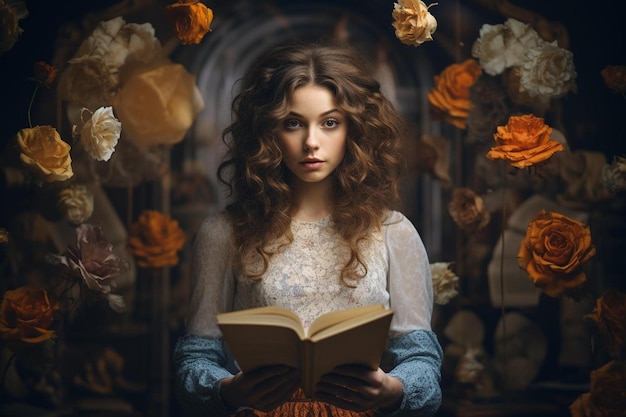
[277,84,347,187]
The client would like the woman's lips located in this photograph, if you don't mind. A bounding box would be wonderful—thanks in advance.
[300,159,323,170]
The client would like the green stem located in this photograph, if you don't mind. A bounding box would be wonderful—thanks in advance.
[499,163,507,387]
[27,84,39,128]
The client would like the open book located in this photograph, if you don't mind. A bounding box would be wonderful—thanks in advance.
[217,304,393,398]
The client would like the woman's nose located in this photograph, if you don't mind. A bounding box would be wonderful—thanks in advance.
[303,127,320,151]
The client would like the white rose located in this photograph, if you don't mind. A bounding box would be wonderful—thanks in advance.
[431,262,459,305]
[58,184,94,226]
[392,0,437,47]
[519,41,577,99]
[79,106,122,161]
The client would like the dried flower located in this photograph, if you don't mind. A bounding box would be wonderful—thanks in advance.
[602,155,626,194]
[600,65,626,93]
[471,18,545,76]
[0,228,8,243]
[166,0,213,45]
[76,106,122,162]
[431,262,459,305]
[111,63,204,148]
[557,150,612,209]
[0,284,59,346]
[428,59,482,129]
[0,0,28,54]
[518,40,577,100]
[586,290,626,361]
[391,0,437,47]
[32,61,57,87]
[448,187,490,234]
[486,114,564,169]
[570,360,626,417]
[16,126,74,182]
[57,184,94,226]
[127,210,186,268]
[57,55,119,106]
[47,224,129,295]
[466,75,511,145]
[518,210,596,298]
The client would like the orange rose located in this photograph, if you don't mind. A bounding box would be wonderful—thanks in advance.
[587,360,626,417]
[486,114,564,169]
[517,210,596,298]
[586,290,626,360]
[448,187,490,234]
[601,65,626,93]
[127,210,186,268]
[33,60,57,87]
[165,0,213,45]
[427,59,482,129]
[16,125,74,182]
[0,285,60,346]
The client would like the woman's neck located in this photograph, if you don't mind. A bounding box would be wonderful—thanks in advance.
[290,178,334,221]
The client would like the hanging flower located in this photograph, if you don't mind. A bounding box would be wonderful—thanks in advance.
[391,0,437,47]
[600,65,626,93]
[602,155,626,193]
[57,55,119,106]
[518,40,577,100]
[0,0,28,54]
[517,210,596,298]
[466,75,511,145]
[570,360,626,417]
[57,184,94,226]
[471,18,545,76]
[448,187,490,234]
[127,210,186,268]
[32,61,57,87]
[16,126,74,182]
[431,262,459,305]
[165,0,214,45]
[75,106,122,162]
[0,284,60,346]
[586,290,626,361]
[47,224,129,296]
[111,62,205,148]
[486,114,564,169]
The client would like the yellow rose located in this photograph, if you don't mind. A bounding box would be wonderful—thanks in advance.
[517,210,596,298]
[16,126,73,182]
[165,0,213,45]
[127,210,186,268]
[111,62,205,148]
[391,0,437,47]
[486,114,564,168]
[427,59,482,129]
[0,284,59,346]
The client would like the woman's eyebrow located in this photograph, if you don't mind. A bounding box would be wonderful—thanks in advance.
[287,109,341,117]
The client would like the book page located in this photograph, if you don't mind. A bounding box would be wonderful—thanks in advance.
[307,304,387,338]
[218,306,305,339]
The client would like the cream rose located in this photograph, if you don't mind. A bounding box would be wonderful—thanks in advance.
[16,126,73,182]
[519,41,577,99]
[58,184,94,226]
[391,0,437,47]
[78,106,122,161]
[431,262,459,305]
[111,63,204,148]
[57,55,119,107]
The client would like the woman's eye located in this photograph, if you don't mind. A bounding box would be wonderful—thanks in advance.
[323,119,339,128]
[284,119,302,129]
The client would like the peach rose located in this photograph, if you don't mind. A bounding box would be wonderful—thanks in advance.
[16,126,74,182]
[448,187,490,234]
[127,210,186,268]
[427,59,482,129]
[601,65,626,93]
[166,0,213,45]
[586,290,626,361]
[486,114,564,169]
[518,210,596,298]
[391,0,437,47]
[0,284,59,345]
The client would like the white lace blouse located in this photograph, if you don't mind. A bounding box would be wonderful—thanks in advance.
[186,210,433,339]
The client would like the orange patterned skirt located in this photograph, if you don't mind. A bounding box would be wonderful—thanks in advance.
[230,388,376,417]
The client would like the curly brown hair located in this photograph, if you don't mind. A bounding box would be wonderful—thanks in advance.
[218,39,405,285]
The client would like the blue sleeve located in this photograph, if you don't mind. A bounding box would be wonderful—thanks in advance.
[173,334,235,417]
[377,329,443,417]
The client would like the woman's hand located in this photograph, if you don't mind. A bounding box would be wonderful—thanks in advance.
[219,365,300,412]
[314,365,404,412]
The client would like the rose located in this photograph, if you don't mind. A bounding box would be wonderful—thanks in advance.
[0,0,28,54]
[166,0,213,45]
[427,59,482,129]
[601,65,626,93]
[127,210,186,268]
[57,184,94,226]
[16,126,74,182]
[471,18,545,76]
[47,224,129,294]
[586,290,626,360]
[32,61,57,87]
[448,187,490,234]
[0,284,59,345]
[571,361,626,417]
[519,41,577,100]
[111,63,204,148]
[431,262,459,305]
[486,114,564,169]
[517,210,596,298]
[57,55,119,106]
[391,0,437,47]
[77,106,122,162]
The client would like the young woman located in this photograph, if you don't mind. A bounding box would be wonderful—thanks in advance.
[173,39,442,417]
